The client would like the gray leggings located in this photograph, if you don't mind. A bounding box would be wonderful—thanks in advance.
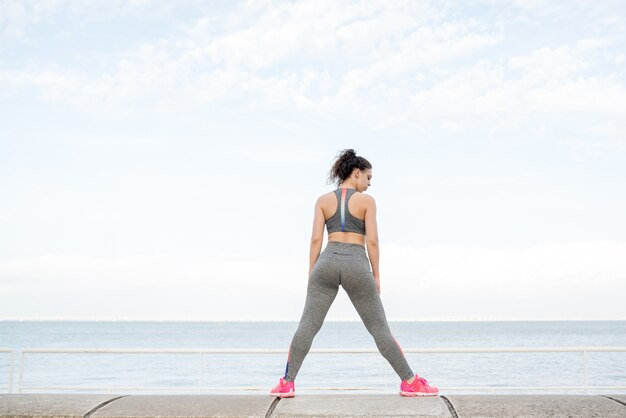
[283,241,414,382]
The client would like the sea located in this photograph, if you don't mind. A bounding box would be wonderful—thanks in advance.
[1,320,625,395]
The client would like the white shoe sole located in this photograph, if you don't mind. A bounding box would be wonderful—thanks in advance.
[400,390,439,397]
[270,391,295,398]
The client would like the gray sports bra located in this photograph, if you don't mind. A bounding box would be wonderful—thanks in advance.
[325,188,366,235]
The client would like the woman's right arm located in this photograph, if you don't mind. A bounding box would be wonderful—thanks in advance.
[309,196,325,275]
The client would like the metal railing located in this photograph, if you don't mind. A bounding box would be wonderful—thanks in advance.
[3,346,626,394]
[0,349,13,393]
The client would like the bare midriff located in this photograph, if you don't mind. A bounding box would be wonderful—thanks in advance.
[327,231,366,246]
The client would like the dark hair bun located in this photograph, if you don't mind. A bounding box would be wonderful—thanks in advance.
[327,149,372,186]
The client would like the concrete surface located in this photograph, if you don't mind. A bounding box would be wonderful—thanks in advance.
[271,394,449,417]
[1,394,626,418]
[0,394,124,418]
[605,394,626,406]
[446,394,626,418]
[91,395,274,418]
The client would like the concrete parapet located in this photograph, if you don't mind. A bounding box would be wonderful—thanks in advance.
[1,394,626,417]
[91,395,274,418]
[0,394,125,418]
[445,395,626,417]
[271,394,449,417]
[605,394,626,406]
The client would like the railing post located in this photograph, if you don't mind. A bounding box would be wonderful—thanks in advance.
[582,350,589,394]
[384,367,387,392]
[18,351,24,393]
[8,350,13,393]
[199,352,204,388]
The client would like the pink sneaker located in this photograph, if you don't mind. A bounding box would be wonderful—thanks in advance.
[400,374,439,396]
[270,377,295,398]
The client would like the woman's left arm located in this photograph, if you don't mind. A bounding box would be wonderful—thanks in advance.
[309,196,325,275]
[364,195,380,293]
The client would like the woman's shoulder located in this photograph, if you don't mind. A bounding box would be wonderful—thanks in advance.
[352,191,376,204]
[315,190,337,205]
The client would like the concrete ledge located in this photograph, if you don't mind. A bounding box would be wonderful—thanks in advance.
[271,394,449,417]
[1,394,625,418]
[446,395,626,418]
[0,394,125,418]
[91,395,274,418]
[605,394,626,406]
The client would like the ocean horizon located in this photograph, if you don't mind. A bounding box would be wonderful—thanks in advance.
[2,317,626,322]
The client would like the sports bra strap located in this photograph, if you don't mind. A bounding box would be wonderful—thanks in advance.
[340,187,348,232]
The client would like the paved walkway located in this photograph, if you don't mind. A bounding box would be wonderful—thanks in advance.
[1,394,625,417]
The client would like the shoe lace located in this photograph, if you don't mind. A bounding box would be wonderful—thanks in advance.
[413,376,428,387]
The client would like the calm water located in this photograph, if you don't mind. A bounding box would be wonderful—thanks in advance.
[1,320,625,394]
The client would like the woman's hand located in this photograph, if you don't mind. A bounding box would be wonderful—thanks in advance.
[374,273,381,294]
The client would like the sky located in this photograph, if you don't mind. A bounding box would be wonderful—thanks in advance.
[1,0,625,321]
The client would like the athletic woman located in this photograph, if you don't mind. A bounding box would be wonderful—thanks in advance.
[270,149,438,398]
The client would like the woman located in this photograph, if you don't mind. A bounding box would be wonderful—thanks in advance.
[270,149,438,398]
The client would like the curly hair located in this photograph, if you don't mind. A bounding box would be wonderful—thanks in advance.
[327,149,372,186]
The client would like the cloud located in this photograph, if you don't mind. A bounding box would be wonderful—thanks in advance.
[0,0,205,39]
[4,2,623,126]
[1,0,625,158]
[508,46,586,78]
[0,1,501,115]
[379,240,626,319]
[408,39,626,116]
[2,241,624,320]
